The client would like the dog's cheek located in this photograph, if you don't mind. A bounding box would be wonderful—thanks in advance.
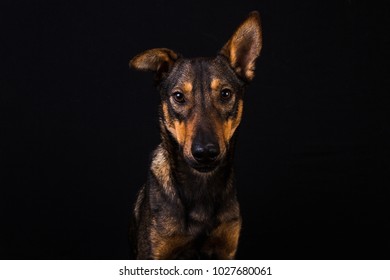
[212,120,227,158]
[162,103,181,143]
[173,120,186,146]
[182,116,199,160]
[223,100,243,142]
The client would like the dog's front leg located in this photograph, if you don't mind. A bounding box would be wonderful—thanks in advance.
[149,230,192,259]
[151,235,190,260]
[201,218,242,259]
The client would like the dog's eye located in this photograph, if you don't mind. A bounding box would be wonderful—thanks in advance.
[220,88,232,100]
[172,91,185,103]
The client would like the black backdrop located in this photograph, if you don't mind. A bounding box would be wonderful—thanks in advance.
[1,0,389,259]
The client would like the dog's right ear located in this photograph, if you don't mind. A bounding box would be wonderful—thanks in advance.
[130,48,178,80]
[220,11,262,82]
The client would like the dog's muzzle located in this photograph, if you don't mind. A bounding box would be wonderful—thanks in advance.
[188,142,220,173]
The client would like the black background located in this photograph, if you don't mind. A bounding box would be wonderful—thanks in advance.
[1,0,389,259]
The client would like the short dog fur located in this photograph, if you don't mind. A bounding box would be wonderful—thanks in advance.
[129,11,262,259]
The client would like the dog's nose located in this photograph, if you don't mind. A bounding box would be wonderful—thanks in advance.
[192,143,220,163]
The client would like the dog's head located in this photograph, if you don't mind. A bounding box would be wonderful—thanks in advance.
[130,11,262,173]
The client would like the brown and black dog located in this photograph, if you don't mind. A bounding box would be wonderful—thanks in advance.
[129,11,262,259]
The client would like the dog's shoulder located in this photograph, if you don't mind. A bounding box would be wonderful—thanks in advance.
[149,144,176,196]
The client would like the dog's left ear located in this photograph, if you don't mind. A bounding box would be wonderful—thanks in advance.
[129,48,178,81]
[220,11,262,82]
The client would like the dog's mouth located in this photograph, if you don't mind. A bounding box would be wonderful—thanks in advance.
[185,158,220,173]
[192,164,217,173]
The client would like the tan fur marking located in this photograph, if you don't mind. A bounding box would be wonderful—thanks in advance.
[211,79,221,91]
[223,100,243,141]
[150,231,191,259]
[210,116,227,160]
[182,114,199,160]
[163,103,181,142]
[229,44,238,67]
[245,69,255,80]
[183,82,193,93]
[150,145,173,194]
[173,120,186,145]
[202,219,241,259]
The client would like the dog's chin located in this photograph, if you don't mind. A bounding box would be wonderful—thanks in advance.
[186,159,219,174]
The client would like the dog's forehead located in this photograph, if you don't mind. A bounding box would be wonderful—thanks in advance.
[165,57,239,90]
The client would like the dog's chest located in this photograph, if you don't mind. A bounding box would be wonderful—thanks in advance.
[185,203,219,236]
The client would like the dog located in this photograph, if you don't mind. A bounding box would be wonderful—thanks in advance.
[129,11,262,259]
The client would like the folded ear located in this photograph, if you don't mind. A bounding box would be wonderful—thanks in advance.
[220,11,262,81]
[129,48,178,80]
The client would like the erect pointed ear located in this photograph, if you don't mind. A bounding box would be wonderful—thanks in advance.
[220,11,262,82]
[129,48,178,80]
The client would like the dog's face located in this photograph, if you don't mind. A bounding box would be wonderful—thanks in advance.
[130,12,262,173]
[158,56,246,173]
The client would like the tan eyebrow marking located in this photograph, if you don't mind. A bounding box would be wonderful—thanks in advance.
[211,78,221,91]
[183,82,193,93]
